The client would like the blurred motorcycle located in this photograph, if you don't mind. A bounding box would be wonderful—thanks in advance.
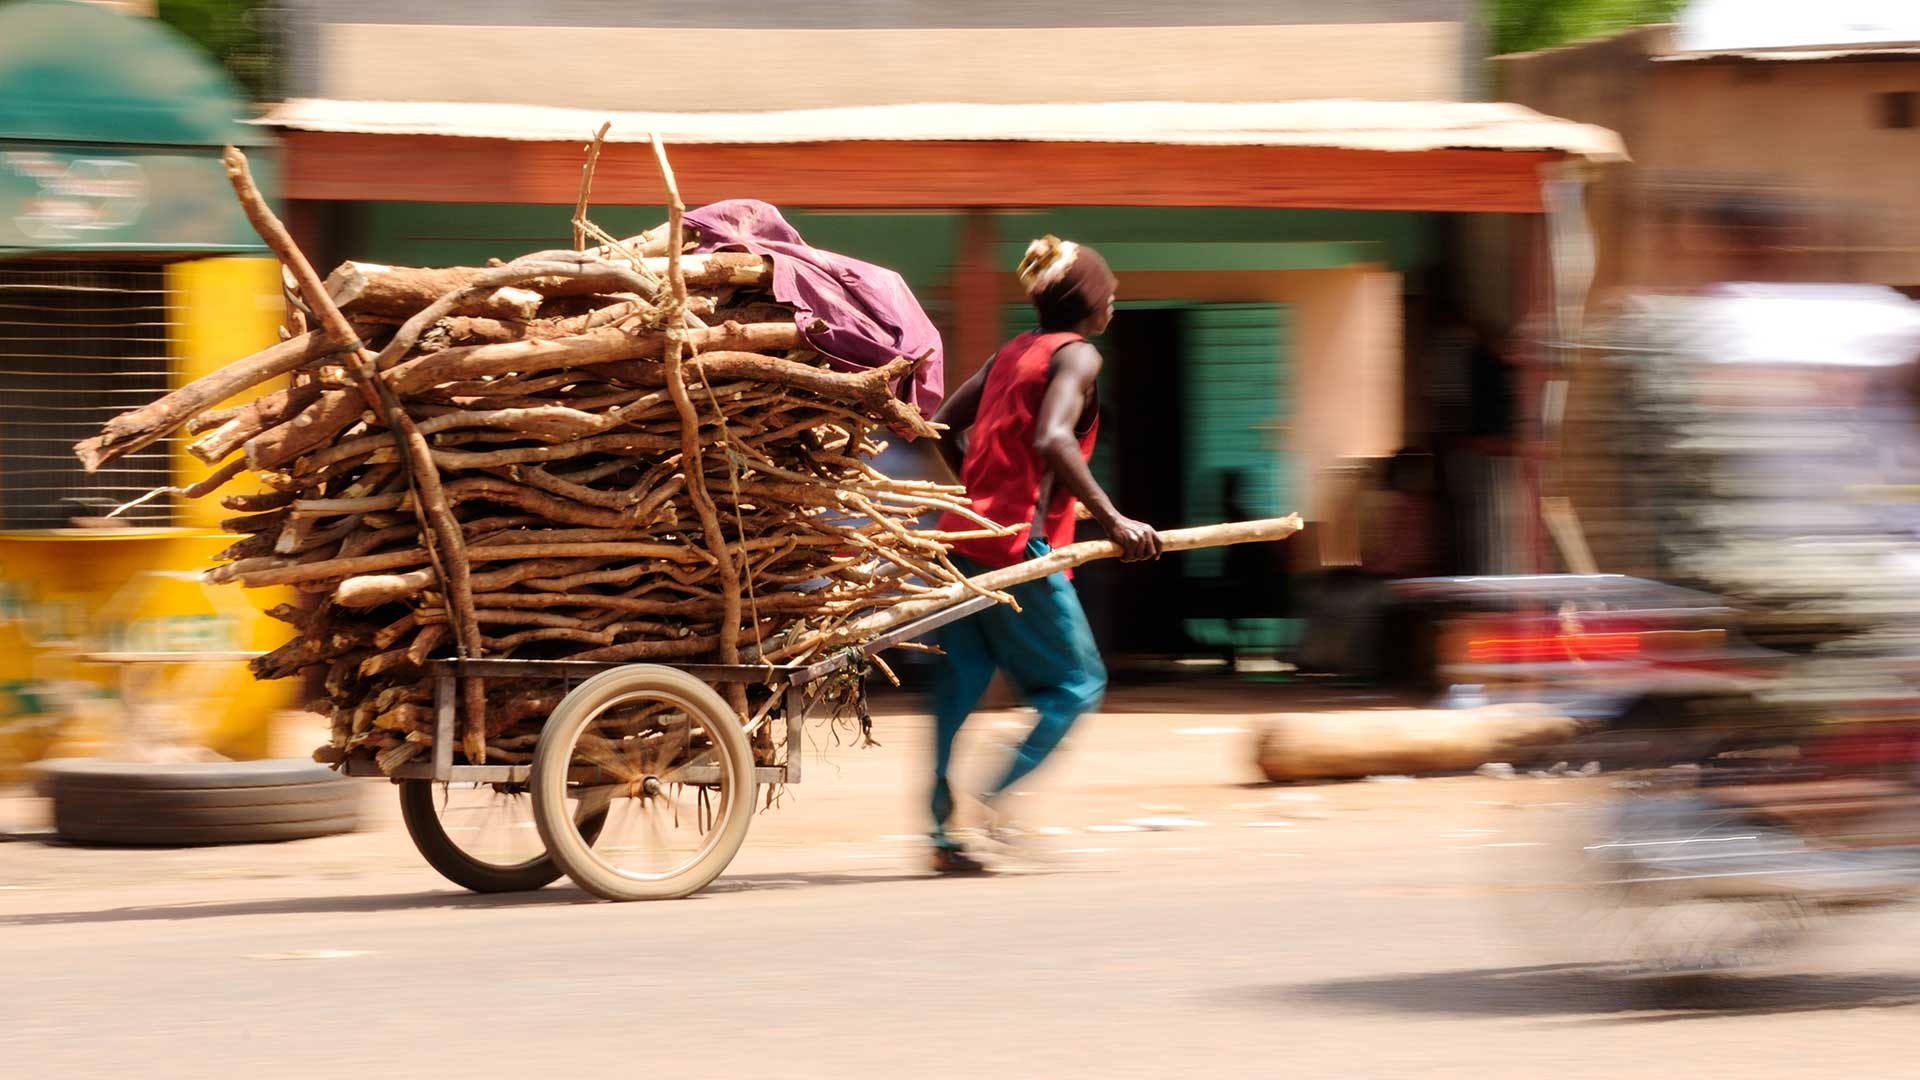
[1494,281,1920,976]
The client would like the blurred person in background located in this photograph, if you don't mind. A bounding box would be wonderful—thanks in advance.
[1453,322,1518,576]
[1298,448,1442,687]
[924,236,1162,874]
[1360,449,1442,582]
[1358,448,1443,685]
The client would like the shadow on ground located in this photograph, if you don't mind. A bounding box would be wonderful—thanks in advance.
[1261,963,1920,1020]
[0,869,985,926]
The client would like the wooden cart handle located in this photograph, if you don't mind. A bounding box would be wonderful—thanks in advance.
[758,514,1303,660]
[969,514,1304,591]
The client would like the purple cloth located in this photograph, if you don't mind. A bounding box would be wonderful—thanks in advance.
[683,199,945,418]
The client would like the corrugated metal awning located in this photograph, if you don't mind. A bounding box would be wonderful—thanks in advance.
[1654,45,1920,61]
[259,99,1628,162]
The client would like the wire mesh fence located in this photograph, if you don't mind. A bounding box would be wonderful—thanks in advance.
[0,260,175,529]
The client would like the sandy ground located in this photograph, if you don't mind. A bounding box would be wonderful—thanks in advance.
[4,686,1919,1079]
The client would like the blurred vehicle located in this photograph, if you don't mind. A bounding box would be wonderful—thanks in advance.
[1473,282,1920,976]
[1504,695,1920,978]
[1387,572,1781,729]
[0,2,296,780]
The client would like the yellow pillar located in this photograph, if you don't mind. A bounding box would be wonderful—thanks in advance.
[168,256,287,527]
[164,256,300,757]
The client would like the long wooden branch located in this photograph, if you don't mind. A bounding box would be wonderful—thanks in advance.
[243,321,799,469]
[759,515,1305,662]
[213,538,708,587]
[653,132,747,718]
[691,353,932,438]
[188,379,326,464]
[328,262,543,322]
[75,331,340,471]
[301,393,693,474]
[293,476,663,530]
[327,253,766,322]
[442,587,879,619]
[332,556,612,609]
[571,633,722,664]
[224,145,489,762]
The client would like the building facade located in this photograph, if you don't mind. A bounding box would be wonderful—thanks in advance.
[1500,23,1920,297]
[268,1,1614,656]
[281,0,1487,108]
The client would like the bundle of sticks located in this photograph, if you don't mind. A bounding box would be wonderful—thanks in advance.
[73,138,1007,771]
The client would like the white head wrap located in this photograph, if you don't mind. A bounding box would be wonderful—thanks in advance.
[1017,235,1082,296]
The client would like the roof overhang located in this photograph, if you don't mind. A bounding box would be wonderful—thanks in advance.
[1495,22,1920,65]
[1653,44,1920,62]
[265,99,1626,214]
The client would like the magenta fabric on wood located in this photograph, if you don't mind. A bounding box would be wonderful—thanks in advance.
[684,199,945,417]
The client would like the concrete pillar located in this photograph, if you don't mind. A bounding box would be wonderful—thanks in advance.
[948,209,1004,389]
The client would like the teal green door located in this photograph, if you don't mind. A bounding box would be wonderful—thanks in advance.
[1181,303,1289,564]
[1180,303,1293,652]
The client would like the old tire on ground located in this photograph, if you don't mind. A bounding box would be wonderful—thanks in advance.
[398,779,607,894]
[37,758,361,846]
[531,665,754,901]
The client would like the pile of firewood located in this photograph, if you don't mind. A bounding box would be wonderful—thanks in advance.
[73,140,1003,771]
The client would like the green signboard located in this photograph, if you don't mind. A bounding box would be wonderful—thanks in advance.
[0,144,271,254]
[0,0,272,255]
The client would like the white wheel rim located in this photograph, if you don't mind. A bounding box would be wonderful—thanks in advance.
[559,687,740,885]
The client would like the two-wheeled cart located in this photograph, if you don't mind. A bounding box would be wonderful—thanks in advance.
[349,592,1002,901]
[341,516,1300,901]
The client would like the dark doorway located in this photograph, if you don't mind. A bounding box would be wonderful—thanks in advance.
[1075,303,1295,659]
[1074,306,1187,656]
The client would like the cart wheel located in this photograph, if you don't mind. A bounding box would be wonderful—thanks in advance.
[531,665,754,901]
[399,779,606,894]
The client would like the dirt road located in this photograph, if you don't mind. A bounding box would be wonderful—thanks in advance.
[4,697,1919,1078]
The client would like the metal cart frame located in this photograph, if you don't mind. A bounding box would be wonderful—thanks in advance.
[342,592,998,787]
[348,590,1002,899]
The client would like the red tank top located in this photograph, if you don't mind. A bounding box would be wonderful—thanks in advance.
[938,331,1099,569]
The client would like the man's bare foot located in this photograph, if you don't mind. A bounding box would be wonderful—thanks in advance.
[931,846,990,875]
[979,798,1029,850]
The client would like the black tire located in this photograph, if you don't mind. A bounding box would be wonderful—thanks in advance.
[38,783,357,811]
[54,815,362,847]
[397,780,608,894]
[57,794,360,829]
[38,758,362,847]
[399,779,560,894]
[36,758,348,790]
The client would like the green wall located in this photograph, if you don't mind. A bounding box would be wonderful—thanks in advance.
[352,202,959,297]
[992,208,1434,273]
[350,203,1436,297]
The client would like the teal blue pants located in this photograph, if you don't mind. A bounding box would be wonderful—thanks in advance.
[929,542,1107,849]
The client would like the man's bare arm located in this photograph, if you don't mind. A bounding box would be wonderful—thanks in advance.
[929,360,991,482]
[1031,343,1162,561]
